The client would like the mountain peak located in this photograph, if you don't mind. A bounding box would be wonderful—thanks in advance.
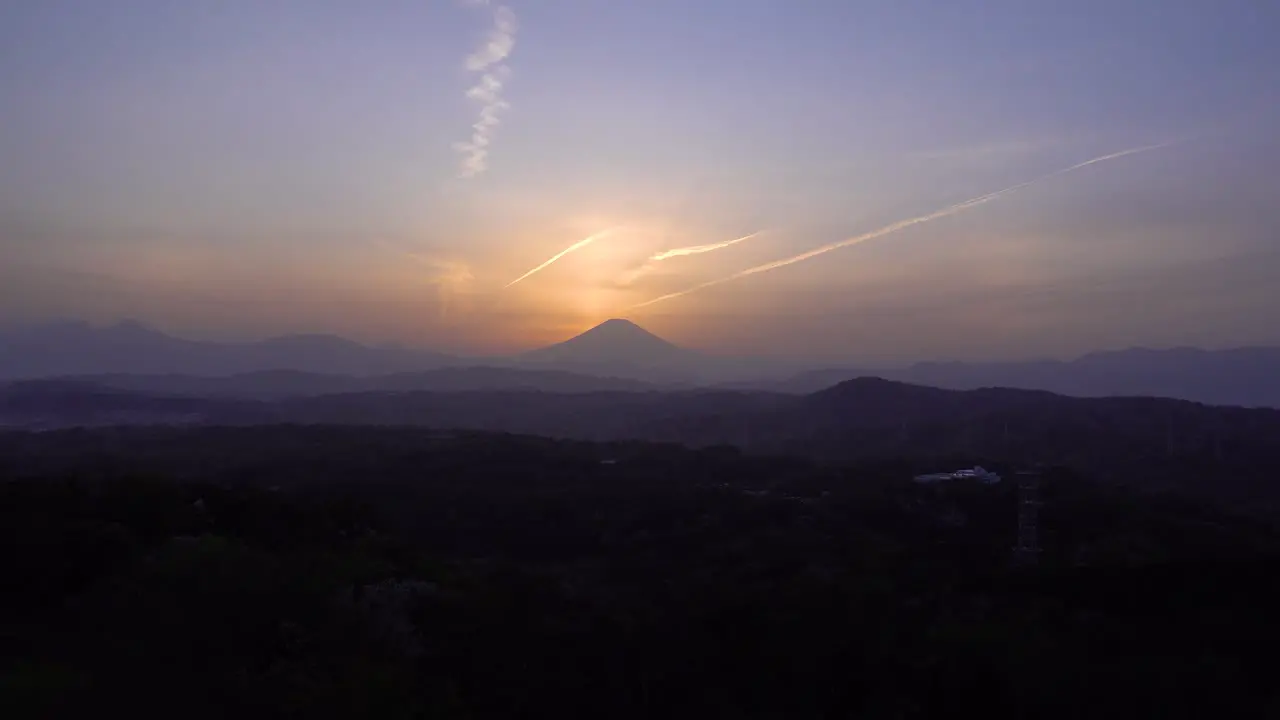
[580,318,664,339]
[522,318,691,369]
[567,318,679,347]
[597,318,641,328]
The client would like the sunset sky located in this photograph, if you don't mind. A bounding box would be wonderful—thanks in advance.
[3,0,1278,362]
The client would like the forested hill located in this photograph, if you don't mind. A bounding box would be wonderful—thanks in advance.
[6,377,1277,510]
[3,426,1279,716]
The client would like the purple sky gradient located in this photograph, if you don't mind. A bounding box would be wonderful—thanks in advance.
[2,0,1278,360]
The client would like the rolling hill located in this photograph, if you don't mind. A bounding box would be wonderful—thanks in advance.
[5,376,1279,510]
[5,319,1280,407]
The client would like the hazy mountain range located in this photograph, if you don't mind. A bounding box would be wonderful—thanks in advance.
[738,347,1280,408]
[2,318,1279,408]
[4,375,1279,510]
[0,320,454,378]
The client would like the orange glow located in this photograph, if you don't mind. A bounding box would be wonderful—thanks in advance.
[495,220,662,325]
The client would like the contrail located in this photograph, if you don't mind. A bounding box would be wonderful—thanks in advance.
[616,231,764,286]
[456,2,518,178]
[630,142,1176,310]
[505,227,627,288]
[650,231,763,261]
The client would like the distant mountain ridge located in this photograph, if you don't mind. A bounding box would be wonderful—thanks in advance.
[3,319,1280,407]
[0,320,458,378]
[752,346,1280,408]
[46,367,657,399]
[5,376,1280,509]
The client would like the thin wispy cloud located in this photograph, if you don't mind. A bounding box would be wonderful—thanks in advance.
[630,143,1178,310]
[650,231,764,261]
[616,231,765,286]
[505,227,628,288]
[456,2,518,179]
[376,241,475,318]
[409,255,475,318]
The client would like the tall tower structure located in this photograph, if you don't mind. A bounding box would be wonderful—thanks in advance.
[1013,469,1042,566]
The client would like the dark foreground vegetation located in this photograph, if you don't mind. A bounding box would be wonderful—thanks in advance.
[4,426,1280,717]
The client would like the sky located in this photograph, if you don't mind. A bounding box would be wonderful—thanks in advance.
[2,0,1278,362]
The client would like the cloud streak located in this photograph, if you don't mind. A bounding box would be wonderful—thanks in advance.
[505,227,628,288]
[456,3,518,178]
[616,230,764,286]
[630,143,1177,310]
[650,231,763,262]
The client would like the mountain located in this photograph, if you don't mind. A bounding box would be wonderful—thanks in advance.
[519,319,703,381]
[7,375,1280,509]
[522,318,691,365]
[7,319,1280,408]
[744,346,1280,408]
[57,367,657,399]
[0,321,457,378]
[0,319,691,386]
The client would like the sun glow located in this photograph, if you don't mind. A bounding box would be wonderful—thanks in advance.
[500,221,661,317]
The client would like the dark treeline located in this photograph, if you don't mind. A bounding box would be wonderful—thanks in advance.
[3,426,1280,717]
[6,378,1280,513]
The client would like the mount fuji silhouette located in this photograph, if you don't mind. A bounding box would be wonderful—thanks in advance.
[519,319,700,380]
